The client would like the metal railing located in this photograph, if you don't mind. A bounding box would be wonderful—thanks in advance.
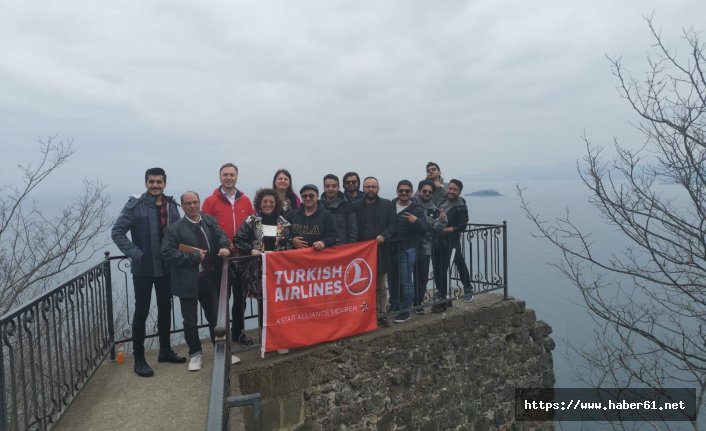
[382,221,508,318]
[207,259,261,431]
[204,222,508,429]
[0,222,507,431]
[0,255,114,431]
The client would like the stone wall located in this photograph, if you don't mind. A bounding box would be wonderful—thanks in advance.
[234,294,555,430]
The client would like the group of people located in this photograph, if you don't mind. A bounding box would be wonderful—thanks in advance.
[111,162,471,376]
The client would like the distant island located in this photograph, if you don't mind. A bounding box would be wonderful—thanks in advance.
[466,189,501,197]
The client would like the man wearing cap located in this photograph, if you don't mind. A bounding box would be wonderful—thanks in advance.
[288,184,337,250]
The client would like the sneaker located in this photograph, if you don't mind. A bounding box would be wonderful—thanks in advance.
[237,333,253,347]
[231,355,241,365]
[133,356,154,377]
[277,349,289,355]
[414,307,425,315]
[394,312,410,323]
[377,317,390,328]
[463,293,474,303]
[157,349,187,364]
[188,354,203,371]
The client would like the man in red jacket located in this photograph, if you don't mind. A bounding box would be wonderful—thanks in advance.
[202,163,255,345]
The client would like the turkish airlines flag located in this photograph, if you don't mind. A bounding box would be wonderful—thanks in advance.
[261,240,378,356]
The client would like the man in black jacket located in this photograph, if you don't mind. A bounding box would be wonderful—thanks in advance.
[379,180,429,323]
[353,177,394,326]
[320,174,358,244]
[342,171,364,203]
[289,184,337,250]
[161,191,232,371]
[432,179,471,313]
[111,167,185,377]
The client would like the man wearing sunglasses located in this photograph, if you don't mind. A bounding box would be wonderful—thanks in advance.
[412,180,448,313]
[289,184,337,250]
[342,171,364,203]
[425,162,448,205]
[379,180,430,323]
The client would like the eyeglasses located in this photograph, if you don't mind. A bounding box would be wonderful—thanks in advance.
[420,190,433,195]
[301,193,317,200]
[397,189,412,194]
[344,180,358,185]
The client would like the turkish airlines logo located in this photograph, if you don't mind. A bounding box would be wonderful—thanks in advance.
[344,258,372,295]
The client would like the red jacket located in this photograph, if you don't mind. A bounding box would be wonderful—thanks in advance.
[202,187,255,241]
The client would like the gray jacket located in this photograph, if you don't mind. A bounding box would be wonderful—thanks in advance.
[413,196,448,255]
[111,193,180,277]
[161,213,229,298]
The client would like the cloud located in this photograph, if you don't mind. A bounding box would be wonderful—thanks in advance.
[0,0,704,196]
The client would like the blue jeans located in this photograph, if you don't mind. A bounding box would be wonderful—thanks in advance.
[389,247,416,312]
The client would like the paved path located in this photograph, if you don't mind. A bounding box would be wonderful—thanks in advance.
[55,343,231,431]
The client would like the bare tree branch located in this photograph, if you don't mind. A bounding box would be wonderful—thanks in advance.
[520,18,706,429]
[0,136,112,314]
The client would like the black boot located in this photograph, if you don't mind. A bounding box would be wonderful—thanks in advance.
[134,355,154,377]
[158,349,187,363]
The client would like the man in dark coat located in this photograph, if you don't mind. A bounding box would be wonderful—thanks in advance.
[320,174,358,244]
[379,180,429,323]
[432,179,471,313]
[111,167,186,377]
[352,176,394,326]
[342,171,365,203]
[161,191,232,371]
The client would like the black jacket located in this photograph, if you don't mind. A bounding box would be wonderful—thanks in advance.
[381,198,430,250]
[352,196,393,241]
[437,197,469,247]
[288,205,338,248]
[319,191,358,244]
[161,213,229,298]
[353,196,393,272]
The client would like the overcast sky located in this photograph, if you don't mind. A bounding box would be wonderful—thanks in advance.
[1,0,705,201]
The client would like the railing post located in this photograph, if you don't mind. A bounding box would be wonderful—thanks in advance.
[207,263,232,431]
[0,321,6,431]
[104,251,116,361]
[503,221,509,299]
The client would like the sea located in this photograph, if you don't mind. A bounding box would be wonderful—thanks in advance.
[29,178,699,429]
[467,178,700,430]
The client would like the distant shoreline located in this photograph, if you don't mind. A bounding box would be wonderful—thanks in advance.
[466,189,501,197]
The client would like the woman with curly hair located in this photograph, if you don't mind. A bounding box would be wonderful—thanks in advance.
[235,188,293,255]
[234,188,293,354]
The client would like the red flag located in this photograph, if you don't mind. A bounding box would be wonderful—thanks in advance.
[261,240,378,356]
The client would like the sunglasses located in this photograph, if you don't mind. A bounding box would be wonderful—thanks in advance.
[420,190,433,195]
[397,189,412,194]
[301,193,317,200]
